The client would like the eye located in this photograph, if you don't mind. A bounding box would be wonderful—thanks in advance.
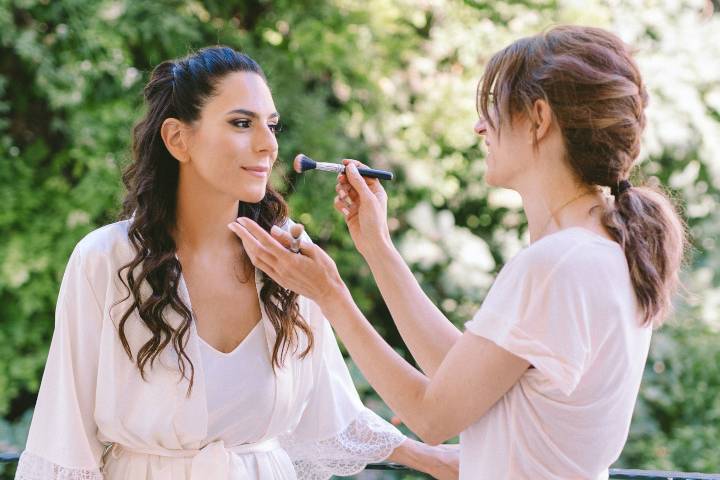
[230,119,251,128]
[268,122,283,135]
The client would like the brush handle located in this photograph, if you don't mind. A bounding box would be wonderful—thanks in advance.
[305,157,394,180]
[356,167,394,181]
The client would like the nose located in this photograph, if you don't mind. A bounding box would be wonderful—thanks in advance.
[254,124,279,158]
[474,118,487,136]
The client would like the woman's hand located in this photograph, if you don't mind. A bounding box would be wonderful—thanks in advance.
[388,438,459,480]
[335,160,392,259]
[227,217,351,311]
[426,444,460,480]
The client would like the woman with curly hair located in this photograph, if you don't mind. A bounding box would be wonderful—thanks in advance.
[16,46,458,480]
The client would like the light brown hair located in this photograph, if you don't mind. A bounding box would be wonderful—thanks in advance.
[477,25,687,327]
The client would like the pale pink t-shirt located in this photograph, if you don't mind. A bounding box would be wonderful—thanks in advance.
[462,227,652,479]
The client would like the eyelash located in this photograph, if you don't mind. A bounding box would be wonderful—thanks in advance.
[230,119,283,134]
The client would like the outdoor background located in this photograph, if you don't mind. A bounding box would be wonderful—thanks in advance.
[1,0,719,478]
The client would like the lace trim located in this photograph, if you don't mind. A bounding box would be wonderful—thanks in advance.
[282,409,406,480]
[14,451,104,480]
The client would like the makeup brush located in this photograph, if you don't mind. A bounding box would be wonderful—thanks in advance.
[293,154,394,181]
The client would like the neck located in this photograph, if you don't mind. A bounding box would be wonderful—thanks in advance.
[517,177,600,244]
[174,167,243,254]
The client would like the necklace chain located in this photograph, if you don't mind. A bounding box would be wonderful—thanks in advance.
[538,189,596,239]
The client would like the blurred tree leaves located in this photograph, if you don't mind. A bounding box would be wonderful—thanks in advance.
[1,0,719,476]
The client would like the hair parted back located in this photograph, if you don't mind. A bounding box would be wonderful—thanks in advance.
[117,46,313,395]
[477,25,687,327]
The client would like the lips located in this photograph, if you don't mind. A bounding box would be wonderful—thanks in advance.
[241,165,269,178]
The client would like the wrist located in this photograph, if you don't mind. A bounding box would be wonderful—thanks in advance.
[317,282,354,319]
[388,439,437,475]
[361,234,396,265]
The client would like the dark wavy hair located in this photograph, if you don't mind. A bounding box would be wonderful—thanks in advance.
[116,46,313,395]
[477,25,687,327]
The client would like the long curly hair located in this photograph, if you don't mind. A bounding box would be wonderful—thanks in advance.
[477,26,687,327]
[116,46,313,395]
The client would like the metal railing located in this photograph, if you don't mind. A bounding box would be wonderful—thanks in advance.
[3,451,720,479]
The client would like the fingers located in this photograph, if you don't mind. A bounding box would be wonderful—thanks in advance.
[228,221,282,277]
[270,225,293,249]
[229,218,305,275]
[341,159,374,185]
[343,163,375,202]
[234,218,287,256]
[297,239,319,258]
[344,159,383,190]
[335,184,357,215]
[338,159,386,199]
[238,219,315,260]
[289,223,305,240]
[334,193,359,219]
[333,195,349,217]
[335,182,359,202]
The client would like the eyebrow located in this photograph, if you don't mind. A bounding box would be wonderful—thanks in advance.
[225,108,279,119]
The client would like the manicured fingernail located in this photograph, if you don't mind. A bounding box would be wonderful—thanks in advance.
[342,208,349,216]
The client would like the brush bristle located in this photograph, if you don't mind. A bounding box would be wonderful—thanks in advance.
[293,154,316,173]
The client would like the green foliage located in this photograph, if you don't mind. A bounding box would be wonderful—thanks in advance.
[619,320,720,472]
[1,0,719,477]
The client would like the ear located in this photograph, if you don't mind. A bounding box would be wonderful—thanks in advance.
[160,118,191,163]
[530,99,553,143]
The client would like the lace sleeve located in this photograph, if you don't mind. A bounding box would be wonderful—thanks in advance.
[14,451,104,480]
[282,408,406,480]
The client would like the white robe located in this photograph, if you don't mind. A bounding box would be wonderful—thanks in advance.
[15,219,405,480]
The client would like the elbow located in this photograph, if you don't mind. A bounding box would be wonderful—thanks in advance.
[422,435,444,447]
[419,430,447,447]
[415,420,451,446]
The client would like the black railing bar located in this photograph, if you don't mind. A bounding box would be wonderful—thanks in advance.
[2,452,720,479]
[608,469,720,480]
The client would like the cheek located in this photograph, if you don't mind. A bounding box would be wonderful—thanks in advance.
[193,130,250,168]
[208,129,247,155]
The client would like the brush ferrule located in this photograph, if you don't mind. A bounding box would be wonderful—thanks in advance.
[314,162,345,174]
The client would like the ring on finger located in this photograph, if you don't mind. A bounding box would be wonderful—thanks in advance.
[289,237,301,253]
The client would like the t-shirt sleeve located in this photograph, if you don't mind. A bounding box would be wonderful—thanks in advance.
[464,246,593,396]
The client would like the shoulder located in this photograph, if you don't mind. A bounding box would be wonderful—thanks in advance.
[56,220,134,312]
[505,228,627,286]
[69,219,134,274]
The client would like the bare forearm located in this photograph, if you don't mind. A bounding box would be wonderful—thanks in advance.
[321,293,439,444]
[364,240,461,376]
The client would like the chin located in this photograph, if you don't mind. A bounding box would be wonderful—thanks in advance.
[484,167,515,189]
[246,184,267,203]
[243,190,267,203]
[484,170,500,187]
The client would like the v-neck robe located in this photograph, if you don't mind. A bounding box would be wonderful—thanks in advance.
[15,219,405,480]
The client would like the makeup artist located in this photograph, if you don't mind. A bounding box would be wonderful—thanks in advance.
[229,25,687,479]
